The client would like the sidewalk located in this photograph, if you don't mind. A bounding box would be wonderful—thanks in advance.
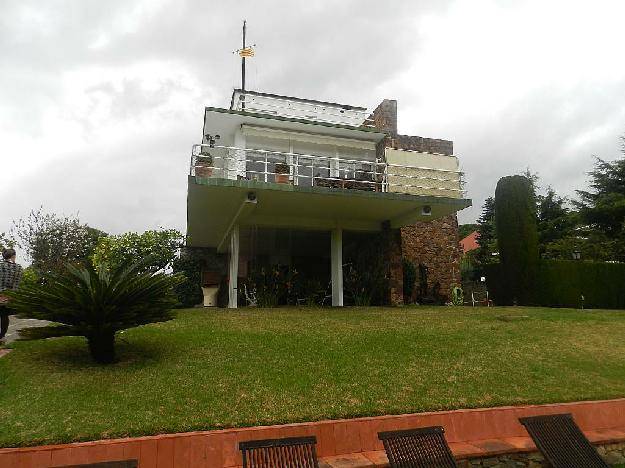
[1,315,50,346]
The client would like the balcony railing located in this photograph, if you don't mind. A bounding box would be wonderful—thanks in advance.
[232,91,371,127]
[190,144,464,198]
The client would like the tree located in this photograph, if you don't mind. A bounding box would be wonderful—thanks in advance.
[495,175,539,305]
[11,208,106,274]
[536,188,577,259]
[0,232,15,251]
[576,140,625,261]
[92,229,184,273]
[458,223,478,240]
[474,197,497,268]
[7,260,182,364]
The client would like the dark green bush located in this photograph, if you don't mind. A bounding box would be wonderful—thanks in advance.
[495,175,539,304]
[402,258,417,303]
[172,255,203,308]
[485,260,625,309]
[217,276,229,308]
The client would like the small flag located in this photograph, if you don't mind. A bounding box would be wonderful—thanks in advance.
[238,47,255,57]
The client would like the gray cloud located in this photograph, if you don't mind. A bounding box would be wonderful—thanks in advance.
[1,0,624,243]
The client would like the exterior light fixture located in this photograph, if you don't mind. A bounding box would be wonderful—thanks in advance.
[203,134,221,148]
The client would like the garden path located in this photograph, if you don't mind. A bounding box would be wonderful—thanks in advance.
[1,315,50,347]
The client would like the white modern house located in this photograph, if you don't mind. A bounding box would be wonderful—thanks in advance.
[186,89,470,308]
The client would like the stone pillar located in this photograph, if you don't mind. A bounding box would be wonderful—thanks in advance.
[331,228,344,307]
[400,215,462,302]
[228,225,240,308]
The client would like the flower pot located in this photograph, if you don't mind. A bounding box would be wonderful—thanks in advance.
[274,163,290,184]
[195,166,213,178]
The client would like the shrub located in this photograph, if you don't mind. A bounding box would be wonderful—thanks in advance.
[451,286,464,306]
[402,258,417,303]
[172,254,203,308]
[494,176,539,304]
[217,276,229,308]
[6,260,182,363]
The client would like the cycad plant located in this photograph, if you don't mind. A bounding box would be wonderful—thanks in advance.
[6,260,183,364]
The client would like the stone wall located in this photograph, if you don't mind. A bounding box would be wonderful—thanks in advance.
[381,223,404,306]
[457,441,625,467]
[391,134,453,156]
[401,215,463,302]
[370,98,462,304]
[458,451,547,468]
[368,99,398,137]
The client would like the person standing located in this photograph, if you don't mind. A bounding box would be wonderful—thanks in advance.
[0,248,23,341]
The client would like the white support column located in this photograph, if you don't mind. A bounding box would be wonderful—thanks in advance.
[331,227,343,307]
[228,225,240,308]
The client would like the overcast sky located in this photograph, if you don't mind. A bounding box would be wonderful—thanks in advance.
[2,0,625,243]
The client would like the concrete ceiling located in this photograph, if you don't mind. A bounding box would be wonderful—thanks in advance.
[186,177,471,250]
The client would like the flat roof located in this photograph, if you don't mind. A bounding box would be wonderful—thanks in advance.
[230,89,368,111]
[204,107,386,138]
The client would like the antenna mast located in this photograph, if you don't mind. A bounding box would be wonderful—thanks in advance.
[241,20,246,92]
[235,20,255,110]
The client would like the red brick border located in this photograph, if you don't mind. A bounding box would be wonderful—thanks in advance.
[3,398,625,467]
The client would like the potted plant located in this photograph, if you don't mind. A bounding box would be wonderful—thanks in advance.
[195,153,213,178]
[274,162,290,184]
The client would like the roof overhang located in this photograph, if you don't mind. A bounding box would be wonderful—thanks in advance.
[186,177,471,250]
[203,108,386,148]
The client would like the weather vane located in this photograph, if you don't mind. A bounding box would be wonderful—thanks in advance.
[233,20,256,101]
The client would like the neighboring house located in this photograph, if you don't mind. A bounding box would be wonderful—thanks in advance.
[186,89,471,307]
[460,231,479,254]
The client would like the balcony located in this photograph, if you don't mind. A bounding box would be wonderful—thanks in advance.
[190,144,464,199]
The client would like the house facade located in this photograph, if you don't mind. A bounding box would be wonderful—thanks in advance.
[186,90,470,307]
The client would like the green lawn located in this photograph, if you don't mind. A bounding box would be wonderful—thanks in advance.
[2,306,625,448]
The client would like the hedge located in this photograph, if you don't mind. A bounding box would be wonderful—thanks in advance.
[485,260,625,309]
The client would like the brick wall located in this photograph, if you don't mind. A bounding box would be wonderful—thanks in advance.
[370,98,462,303]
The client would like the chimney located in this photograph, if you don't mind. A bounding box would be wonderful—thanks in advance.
[369,99,398,138]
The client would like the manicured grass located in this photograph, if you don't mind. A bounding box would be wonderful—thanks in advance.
[2,306,625,447]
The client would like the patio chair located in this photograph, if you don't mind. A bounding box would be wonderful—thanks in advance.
[239,436,319,468]
[378,426,458,467]
[519,413,608,468]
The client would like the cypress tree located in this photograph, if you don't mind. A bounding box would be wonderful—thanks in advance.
[494,175,539,305]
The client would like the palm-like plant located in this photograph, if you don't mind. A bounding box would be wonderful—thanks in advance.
[6,260,183,364]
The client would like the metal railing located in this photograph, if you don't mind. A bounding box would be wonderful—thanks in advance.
[232,92,370,127]
[190,144,464,197]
